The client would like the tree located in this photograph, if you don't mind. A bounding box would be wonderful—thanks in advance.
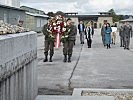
[47,12,55,17]
[108,9,123,22]
[55,11,65,16]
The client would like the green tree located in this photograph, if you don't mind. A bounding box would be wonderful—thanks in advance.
[108,9,123,22]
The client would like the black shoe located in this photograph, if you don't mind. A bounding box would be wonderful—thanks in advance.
[68,59,71,62]
[49,56,53,62]
[127,48,130,50]
[120,45,122,47]
[63,55,67,62]
[43,58,48,62]
[82,42,84,44]
[68,56,71,62]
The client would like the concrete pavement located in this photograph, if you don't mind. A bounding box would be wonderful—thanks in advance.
[37,29,133,95]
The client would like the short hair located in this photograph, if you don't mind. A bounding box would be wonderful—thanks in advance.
[47,17,51,20]
[67,18,71,22]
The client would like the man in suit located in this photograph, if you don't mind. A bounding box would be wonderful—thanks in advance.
[78,20,85,44]
[42,17,55,62]
[63,18,77,62]
[123,21,132,50]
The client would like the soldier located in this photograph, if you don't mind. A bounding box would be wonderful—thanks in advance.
[42,17,54,62]
[63,18,77,62]
[123,21,132,50]
[119,24,124,47]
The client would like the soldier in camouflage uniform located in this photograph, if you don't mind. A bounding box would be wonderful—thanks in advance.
[42,17,55,62]
[62,18,77,62]
[123,21,132,50]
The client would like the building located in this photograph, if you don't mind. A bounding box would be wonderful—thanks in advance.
[0,0,20,8]
[0,4,26,27]
[78,12,113,28]
[119,16,133,29]
[65,12,113,28]
[21,6,48,32]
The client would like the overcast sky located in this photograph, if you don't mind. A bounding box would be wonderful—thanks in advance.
[20,0,133,15]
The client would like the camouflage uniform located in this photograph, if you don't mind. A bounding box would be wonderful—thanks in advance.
[42,23,55,62]
[63,24,77,62]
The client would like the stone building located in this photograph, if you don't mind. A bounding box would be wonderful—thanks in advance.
[20,6,48,32]
[0,4,26,27]
[66,12,113,28]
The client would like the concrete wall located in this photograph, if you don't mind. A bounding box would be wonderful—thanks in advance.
[0,31,37,100]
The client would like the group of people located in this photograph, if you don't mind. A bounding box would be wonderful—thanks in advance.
[101,21,132,50]
[119,21,132,50]
[78,20,94,48]
[42,17,77,63]
[42,17,133,63]
[101,22,112,49]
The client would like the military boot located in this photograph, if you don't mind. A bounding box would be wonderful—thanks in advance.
[43,55,48,62]
[63,55,67,62]
[49,56,53,62]
[68,55,71,62]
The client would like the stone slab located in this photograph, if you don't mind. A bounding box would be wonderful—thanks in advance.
[36,95,114,100]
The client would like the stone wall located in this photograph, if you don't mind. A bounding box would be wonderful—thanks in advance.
[0,31,37,100]
[97,17,113,28]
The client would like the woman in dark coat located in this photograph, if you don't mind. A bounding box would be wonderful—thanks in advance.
[85,22,94,48]
[104,23,112,49]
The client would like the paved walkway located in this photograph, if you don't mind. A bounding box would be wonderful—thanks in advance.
[37,29,133,95]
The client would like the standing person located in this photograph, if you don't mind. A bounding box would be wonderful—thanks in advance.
[85,22,94,48]
[111,23,117,45]
[104,23,112,49]
[42,17,54,62]
[78,20,85,44]
[101,23,106,46]
[123,22,132,50]
[63,18,77,62]
[119,25,124,47]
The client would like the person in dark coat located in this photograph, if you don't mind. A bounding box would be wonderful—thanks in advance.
[104,23,112,49]
[123,21,132,50]
[101,23,106,46]
[85,22,94,48]
[42,17,55,62]
[78,20,85,44]
[119,25,125,47]
[62,18,77,62]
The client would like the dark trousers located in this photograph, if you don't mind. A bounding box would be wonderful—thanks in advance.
[124,36,130,49]
[120,37,124,47]
[87,38,92,48]
[44,40,54,56]
[102,35,105,46]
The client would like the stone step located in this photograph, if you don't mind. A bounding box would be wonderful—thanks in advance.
[36,95,114,100]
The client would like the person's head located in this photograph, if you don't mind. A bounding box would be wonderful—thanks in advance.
[106,23,110,27]
[87,22,91,27]
[67,18,72,25]
[47,17,51,24]
[79,20,83,24]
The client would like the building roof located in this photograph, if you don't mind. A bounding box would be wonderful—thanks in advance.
[120,17,133,22]
[26,12,48,18]
[0,4,25,11]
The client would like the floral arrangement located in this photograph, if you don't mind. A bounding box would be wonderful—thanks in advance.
[0,22,30,35]
[47,15,69,48]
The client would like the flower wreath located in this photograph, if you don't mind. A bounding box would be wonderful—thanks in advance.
[47,15,70,48]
